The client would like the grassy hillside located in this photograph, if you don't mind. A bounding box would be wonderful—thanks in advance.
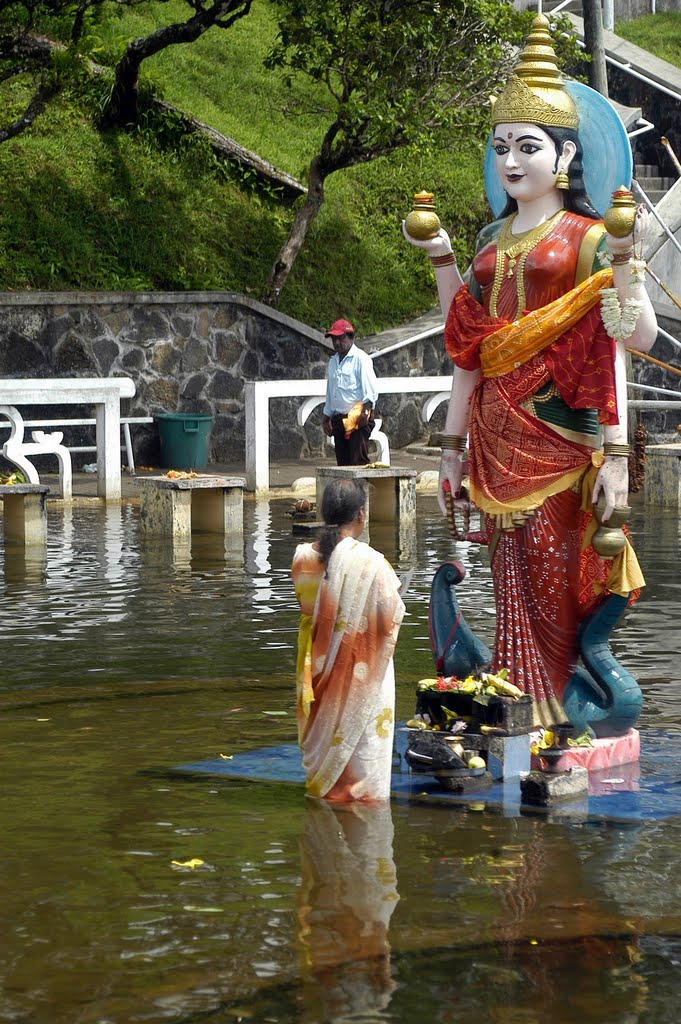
[0,0,493,334]
[615,12,681,67]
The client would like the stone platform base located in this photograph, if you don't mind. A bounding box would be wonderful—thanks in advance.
[137,475,245,538]
[0,483,49,545]
[521,766,589,806]
[316,466,416,523]
[531,729,640,774]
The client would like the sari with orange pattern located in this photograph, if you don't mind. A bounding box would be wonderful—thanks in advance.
[445,210,644,728]
[291,537,405,801]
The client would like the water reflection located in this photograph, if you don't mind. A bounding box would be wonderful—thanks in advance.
[297,799,399,1022]
[1,493,681,1024]
[246,497,273,577]
[3,539,47,584]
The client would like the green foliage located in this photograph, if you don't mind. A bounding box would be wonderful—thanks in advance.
[615,12,681,68]
[265,0,530,162]
[280,143,490,334]
[0,0,503,330]
[0,95,284,292]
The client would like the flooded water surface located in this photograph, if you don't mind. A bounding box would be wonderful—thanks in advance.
[2,494,681,1023]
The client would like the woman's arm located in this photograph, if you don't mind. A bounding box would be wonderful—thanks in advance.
[592,206,659,522]
[592,339,629,523]
[607,206,658,354]
[402,222,478,514]
[401,224,464,321]
[438,367,481,515]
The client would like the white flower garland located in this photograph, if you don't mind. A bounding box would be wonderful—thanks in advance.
[629,258,646,285]
[600,288,644,341]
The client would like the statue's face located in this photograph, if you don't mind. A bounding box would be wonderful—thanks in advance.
[492,122,559,204]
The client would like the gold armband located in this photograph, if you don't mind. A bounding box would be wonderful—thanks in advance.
[440,434,467,452]
[603,442,631,457]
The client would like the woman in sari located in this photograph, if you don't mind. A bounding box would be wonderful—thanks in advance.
[291,478,405,801]
[404,15,658,728]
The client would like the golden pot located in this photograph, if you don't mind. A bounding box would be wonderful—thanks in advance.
[405,190,441,241]
[591,495,630,558]
[603,185,636,238]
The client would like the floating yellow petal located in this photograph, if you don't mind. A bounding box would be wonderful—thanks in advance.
[171,858,204,869]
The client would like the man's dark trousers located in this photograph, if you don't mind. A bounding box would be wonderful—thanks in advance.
[330,414,374,466]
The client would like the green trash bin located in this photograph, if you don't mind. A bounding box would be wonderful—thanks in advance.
[155,413,213,470]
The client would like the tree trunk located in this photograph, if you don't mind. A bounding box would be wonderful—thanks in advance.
[262,157,327,307]
[101,0,252,128]
[0,79,58,144]
[102,37,149,127]
[583,0,609,98]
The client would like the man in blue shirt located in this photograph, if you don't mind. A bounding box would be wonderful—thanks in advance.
[322,319,379,466]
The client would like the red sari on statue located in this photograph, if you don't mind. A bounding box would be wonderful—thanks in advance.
[445,210,644,727]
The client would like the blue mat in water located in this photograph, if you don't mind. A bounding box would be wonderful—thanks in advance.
[174,727,681,824]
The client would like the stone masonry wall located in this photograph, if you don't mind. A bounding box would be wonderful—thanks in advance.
[0,291,676,471]
[0,291,452,469]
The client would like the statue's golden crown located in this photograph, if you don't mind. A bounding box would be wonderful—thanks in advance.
[491,14,579,131]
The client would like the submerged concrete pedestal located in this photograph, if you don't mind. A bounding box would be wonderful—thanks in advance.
[645,444,681,507]
[521,765,589,807]
[138,476,245,539]
[316,466,417,524]
[479,733,532,781]
[0,483,49,545]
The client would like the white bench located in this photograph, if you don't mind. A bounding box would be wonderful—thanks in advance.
[296,397,390,464]
[11,416,153,472]
[0,378,136,501]
[0,410,153,500]
[0,405,73,500]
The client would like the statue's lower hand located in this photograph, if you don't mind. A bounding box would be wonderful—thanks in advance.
[438,450,465,516]
[402,224,453,259]
[592,456,629,524]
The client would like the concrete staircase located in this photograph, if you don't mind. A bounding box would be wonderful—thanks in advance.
[634,164,677,206]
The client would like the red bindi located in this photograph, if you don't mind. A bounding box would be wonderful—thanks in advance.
[507,132,513,139]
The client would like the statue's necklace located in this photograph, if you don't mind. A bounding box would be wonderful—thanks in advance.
[490,210,564,318]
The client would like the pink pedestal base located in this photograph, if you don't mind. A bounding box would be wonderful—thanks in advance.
[531,728,640,774]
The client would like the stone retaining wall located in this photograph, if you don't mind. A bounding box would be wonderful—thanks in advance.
[0,291,452,468]
[0,291,676,470]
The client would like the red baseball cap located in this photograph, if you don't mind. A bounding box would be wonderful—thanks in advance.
[325,318,354,337]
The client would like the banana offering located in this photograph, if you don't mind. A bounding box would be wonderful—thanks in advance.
[416,669,523,700]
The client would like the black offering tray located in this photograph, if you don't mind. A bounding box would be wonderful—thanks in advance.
[404,728,493,794]
[415,688,534,735]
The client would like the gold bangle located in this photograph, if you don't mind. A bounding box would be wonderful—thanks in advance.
[603,442,630,457]
[440,434,467,451]
[610,249,634,265]
[429,253,457,267]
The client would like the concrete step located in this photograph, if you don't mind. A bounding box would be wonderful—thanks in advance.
[637,164,663,177]
[645,190,670,206]
[635,175,676,192]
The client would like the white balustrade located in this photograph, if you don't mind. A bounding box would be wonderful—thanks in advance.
[0,378,135,501]
[245,376,452,492]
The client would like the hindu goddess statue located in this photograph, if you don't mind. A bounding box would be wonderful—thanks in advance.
[404,15,658,730]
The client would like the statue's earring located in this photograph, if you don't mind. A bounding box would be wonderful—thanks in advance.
[556,168,570,190]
